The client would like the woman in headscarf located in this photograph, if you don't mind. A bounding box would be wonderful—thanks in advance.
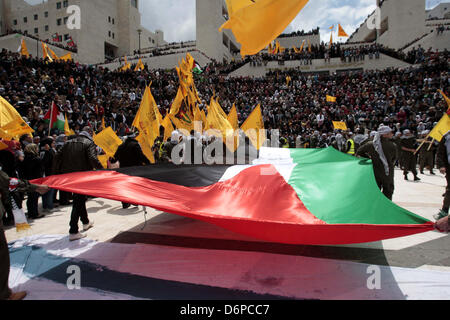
[17,144,44,219]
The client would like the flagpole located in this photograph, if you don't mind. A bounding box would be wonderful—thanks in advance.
[414,134,431,155]
[49,102,54,135]
[427,139,435,151]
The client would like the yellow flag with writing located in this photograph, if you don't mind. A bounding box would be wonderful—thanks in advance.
[132,86,161,148]
[429,114,450,142]
[220,0,309,56]
[240,104,266,150]
[93,127,123,157]
[332,121,348,131]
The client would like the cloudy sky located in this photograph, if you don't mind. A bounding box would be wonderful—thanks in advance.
[25,0,449,43]
[139,0,449,43]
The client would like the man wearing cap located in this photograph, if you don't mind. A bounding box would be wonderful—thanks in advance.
[400,130,420,181]
[356,126,397,200]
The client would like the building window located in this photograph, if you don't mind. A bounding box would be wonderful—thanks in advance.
[45,25,49,32]
[34,14,38,21]
[64,17,68,24]
[34,28,38,34]
[112,18,115,25]
[23,17,28,23]
[13,19,17,25]
[57,2,62,9]
[152,39,155,44]
[57,18,62,26]
[63,0,69,8]
[108,16,111,23]
[45,11,49,18]
[108,31,111,37]
[112,33,115,39]
[131,0,137,9]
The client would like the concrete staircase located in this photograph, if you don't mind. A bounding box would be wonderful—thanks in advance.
[402,29,450,53]
[100,50,212,71]
[228,53,412,78]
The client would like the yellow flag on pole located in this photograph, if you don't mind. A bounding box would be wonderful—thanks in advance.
[18,38,30,58]
[132,86,161,145]
[299,40,305,53]
[338,24,349,37]
[220,0,310,56]
[332,121,348,131]
[97,154,109,169]
[134,59,145,71]
[240,104,266,150]
[41,42,53,62]
[64,114,75,136]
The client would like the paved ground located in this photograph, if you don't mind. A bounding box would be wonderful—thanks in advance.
[5,168,450,299]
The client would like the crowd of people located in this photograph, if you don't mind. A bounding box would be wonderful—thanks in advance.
[0,35,448,299]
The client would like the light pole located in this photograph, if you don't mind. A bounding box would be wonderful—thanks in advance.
[137,29,142,55]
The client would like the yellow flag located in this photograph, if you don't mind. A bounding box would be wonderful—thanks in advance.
[329,25,334,30]
[48,47,59,60]
[0,96,34,139]
[58,53,72,61]
[338,24,349,37]
[0,141,8,151]
[220,0,310,56]
[134,58,145,71]
[241,104,266,150]
[200,109,207,130]
[161,116,175,142]
[429,114,450,142]
[286,76,292,86]
[64,114,75,136]
[136,132,155,164]
[274,41,280,54]
[93,127,123,157]
[41,42,53,62]
[133,86,161,143]
[227,104,239,130]
[299,40,305,53]
[329,33,333,47]
[19,38,29,58]
[98,154,109,169]
[326,95,337,102]
[332,121,348,131]
[169,87,185,116]
[207,98,236,151]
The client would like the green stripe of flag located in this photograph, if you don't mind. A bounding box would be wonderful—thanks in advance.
[287,148,430,225]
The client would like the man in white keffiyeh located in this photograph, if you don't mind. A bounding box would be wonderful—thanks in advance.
[356,126,398,200]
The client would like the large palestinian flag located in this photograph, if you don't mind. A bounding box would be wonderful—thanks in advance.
[32,147,434,245]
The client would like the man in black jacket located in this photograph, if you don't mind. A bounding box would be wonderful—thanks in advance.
[54,126,102,241]
[112,133,150,208]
